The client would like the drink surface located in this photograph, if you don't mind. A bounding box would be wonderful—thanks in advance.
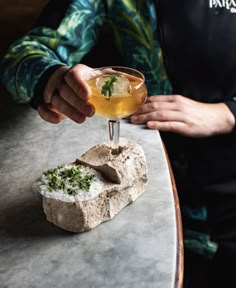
[87,74,147,120]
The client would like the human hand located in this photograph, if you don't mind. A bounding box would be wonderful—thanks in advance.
[38,64,95,124]
[130,95,235,137]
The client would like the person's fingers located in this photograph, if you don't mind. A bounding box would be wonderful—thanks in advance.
[131,110,185,124]
[38,104,66,124]
[64,64,92,101]
[147,120,187,133]
[43,65,70,104]
[58,81,95,117]
[51,91,86,123]
[133,101,179,115]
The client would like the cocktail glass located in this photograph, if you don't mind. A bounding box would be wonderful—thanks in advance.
[86,66,147,154]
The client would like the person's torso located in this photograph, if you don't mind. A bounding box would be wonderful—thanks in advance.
[155,0,236,102]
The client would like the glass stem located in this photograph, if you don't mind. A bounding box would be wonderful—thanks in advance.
[108,120,120,154]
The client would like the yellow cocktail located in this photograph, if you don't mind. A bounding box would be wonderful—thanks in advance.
[87,74,147,120]
[85,66,147,153]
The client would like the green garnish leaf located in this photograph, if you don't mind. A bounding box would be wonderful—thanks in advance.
[101,75,119,100]
[43,165,95,195]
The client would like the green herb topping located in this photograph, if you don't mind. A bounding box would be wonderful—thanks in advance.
[43,165,95,195]
[101,75,119,100]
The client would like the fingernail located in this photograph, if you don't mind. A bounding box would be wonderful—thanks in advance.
[131,116,137,122]
[86,105,95,117]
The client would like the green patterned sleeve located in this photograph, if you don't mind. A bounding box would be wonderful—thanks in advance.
[0,0,106,104]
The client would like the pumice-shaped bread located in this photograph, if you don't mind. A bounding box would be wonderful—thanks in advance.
[33,138,148,232]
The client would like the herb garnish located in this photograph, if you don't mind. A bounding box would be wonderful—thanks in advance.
[101,75,119,100]
[43,165,95,195]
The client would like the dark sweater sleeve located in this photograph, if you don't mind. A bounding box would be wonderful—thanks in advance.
[224,99,236,119]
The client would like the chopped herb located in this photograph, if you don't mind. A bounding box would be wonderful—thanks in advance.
[43,165,95,195]
[101,75,119,100]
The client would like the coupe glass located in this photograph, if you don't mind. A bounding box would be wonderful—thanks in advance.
[86,66,147,154]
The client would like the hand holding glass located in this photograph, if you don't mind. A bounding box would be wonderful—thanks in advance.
[85,66,147,153]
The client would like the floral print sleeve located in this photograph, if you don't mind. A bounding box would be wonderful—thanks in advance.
[106,0,172,96]
[0,0,106,104]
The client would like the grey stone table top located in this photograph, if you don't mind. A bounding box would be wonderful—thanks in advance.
[0,98,179,288]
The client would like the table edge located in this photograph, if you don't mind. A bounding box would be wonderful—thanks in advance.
[162,140,184,288]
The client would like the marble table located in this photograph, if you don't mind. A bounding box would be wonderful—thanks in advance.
[0,95,183,288]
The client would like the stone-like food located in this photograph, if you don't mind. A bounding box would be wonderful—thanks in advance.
[33,138,148,232]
